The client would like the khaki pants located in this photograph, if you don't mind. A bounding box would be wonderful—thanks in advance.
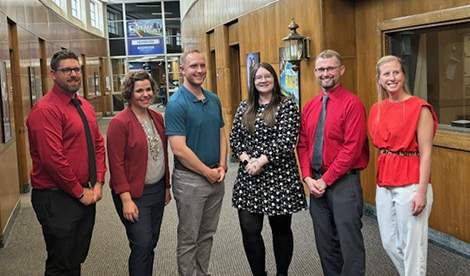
[172,169,225,276]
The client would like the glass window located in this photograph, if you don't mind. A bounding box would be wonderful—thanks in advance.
[51,0,65,10]
[71,0,80,19]
[109,39,126,56]
[165,1,181,53]
[125,2,162,20]
[388,23,470,129]
[107,4,124,38]
[90,1,97,28]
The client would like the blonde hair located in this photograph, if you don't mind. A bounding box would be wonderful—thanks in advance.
[180,49,203,66]
[375,55,410,102]
[315,49,342,64]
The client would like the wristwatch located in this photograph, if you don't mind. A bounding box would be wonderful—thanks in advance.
[219,164,228,173]
[77,192,85,200]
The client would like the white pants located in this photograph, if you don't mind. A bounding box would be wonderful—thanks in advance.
[376,184,433,276]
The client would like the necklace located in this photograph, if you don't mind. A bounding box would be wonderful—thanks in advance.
[142,120,160,161]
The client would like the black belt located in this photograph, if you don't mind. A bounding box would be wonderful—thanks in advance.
[175,163,219,174]
[175,163,193,173]
[312,169,358,176]
[41,182,94,191]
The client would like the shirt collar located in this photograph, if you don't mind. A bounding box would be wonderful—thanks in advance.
[51,85,79,106]
[181,85,208,103]
[320,84,343,102]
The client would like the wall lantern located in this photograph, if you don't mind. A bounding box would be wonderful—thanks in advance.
[282,18,310,71]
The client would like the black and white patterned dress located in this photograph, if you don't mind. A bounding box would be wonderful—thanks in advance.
[230,97,307,216]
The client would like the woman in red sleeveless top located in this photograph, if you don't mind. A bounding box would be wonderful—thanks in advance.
[369,56,438,276]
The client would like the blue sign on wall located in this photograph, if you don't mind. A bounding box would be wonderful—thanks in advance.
[127,19,165,56]
[127,37,164,56]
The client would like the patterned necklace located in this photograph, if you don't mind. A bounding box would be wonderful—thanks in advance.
[142,120,160,161]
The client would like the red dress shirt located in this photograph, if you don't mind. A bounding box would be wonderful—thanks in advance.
[107,107,170,198]
[297,85,369,185]
[369,96,438,186]
[26,86,106,198]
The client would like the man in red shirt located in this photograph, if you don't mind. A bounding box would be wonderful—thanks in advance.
[297,50,369,276]
[26,50,106,276]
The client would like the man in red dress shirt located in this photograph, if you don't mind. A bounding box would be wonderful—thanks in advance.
[26,50,106,276]
[297,50,369,276]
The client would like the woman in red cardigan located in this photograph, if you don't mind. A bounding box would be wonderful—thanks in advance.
[107,70,171,276]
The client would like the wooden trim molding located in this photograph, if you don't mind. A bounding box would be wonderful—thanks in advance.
[378,5,470,32]
[434,128,470,152]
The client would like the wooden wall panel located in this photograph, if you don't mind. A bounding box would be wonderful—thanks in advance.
[355,0,470,243]
[181,0,277,42]
[0,144,20,233]
[0,11,19,238]
[431,147,470,242]
[0,0,111,242]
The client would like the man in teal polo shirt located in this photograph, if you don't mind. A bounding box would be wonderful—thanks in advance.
[165,49,227,276]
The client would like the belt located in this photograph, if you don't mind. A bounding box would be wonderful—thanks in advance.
[312,169,358,176]
[41,182,94,191]
[175,163,193,173]
[35,182,93,191]
[380,149,419,156]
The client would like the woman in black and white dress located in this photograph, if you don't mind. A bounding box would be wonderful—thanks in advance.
[230,62,306,276]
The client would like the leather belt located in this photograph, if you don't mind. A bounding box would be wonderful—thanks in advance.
[175,163,220,174]
[312,169,358,176]
[38,181,93,192]
[175,163,193,173]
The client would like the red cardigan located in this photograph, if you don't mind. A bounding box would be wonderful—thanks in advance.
[107,107,170,198]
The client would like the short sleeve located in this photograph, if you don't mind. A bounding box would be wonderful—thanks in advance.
[165,100,187,136]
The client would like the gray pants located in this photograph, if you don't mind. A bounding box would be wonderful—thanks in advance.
[172,169,225,276]
[310,173,365,276]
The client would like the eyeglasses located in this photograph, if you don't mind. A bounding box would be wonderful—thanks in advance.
[56,67,81,75]
[314,66,340,73]
[254,74,274,81]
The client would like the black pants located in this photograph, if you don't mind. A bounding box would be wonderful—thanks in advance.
[112,179,166,276]
[32,189,96,276]
[238,210,293,276]
[309,173,365,276]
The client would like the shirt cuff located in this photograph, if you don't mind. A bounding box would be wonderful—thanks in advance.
[97,173,105,183]
[71,184,85,199]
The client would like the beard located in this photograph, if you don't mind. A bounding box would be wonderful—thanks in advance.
[319,77,337,91]
[57,76,81,94]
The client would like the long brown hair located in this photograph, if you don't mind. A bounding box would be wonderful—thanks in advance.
[242,62,285,133]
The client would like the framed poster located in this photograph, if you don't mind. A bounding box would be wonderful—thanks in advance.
[246,52,260,92]
[279,47,300,110]
[0,61,12,143]
[94,72,101,96]
[29,66,37,107]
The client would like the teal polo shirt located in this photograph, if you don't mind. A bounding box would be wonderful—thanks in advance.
[165,85,225,166]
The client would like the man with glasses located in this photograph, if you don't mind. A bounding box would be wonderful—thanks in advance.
[165,49,227,276]
[26,50,106,276]
[297,50,369,275]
